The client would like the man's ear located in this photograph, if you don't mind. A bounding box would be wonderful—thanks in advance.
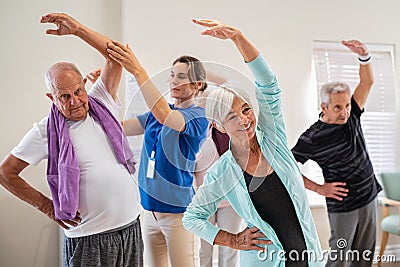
[83,77,88,84]
[321,103,327,111]
[46,92,55,102]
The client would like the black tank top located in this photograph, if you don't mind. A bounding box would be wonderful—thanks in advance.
[244,171,308,266]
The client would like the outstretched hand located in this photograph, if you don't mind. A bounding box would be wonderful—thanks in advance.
[341,40,369,57]
[192,19,241,40]
[40,13,80,36]
[86,69,101,84]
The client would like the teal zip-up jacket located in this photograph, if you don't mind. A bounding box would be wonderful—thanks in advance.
[183,54,324,266]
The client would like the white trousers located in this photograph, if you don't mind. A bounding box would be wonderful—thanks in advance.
[200,205,243,267]
[142,210,200,267]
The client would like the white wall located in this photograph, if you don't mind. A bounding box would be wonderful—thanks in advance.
[1,0,399,266]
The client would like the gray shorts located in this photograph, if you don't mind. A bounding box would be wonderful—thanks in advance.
[63,217,143,267]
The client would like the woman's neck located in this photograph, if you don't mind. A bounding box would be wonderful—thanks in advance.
[231,136,272,177]
[231,136,259,160]
[174,98,195,108]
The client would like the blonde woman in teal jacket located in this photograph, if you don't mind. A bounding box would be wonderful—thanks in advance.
[183,19,324,267]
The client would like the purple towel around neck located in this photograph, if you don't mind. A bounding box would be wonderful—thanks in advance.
[47,95,136,220]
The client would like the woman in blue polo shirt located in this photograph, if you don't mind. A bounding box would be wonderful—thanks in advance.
[107,41,209,266]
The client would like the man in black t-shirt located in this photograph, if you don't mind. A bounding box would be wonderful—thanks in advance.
[292,40,381,267]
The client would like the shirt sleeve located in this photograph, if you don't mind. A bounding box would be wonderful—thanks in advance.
[246,53,277,87]
[182,172,223,245]
[11,117,48,166]
[136,111,151,129]
[246,54,287,145]
[88,78,122,119]
[180,107,209,138]
[291,131,314,164]
[351,96,364,119]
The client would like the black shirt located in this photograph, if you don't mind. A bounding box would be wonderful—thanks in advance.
[244,171,308,266]
[291,97,381,213]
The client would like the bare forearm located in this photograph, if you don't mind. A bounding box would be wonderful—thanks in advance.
[302,175,320,193]
[0,173,50,213]
[0,155,52,215]
[214,229,236,248]
[130,66,174,124]
[359,63,374,87]
[74,23,111,60]
[231,32,259,63]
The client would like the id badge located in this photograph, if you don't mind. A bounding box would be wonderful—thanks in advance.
[146,159,155,178]
[147,151,156,178]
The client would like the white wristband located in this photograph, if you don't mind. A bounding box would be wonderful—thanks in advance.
[358,52,371,65]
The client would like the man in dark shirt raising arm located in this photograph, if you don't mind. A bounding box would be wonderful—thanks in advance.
[292,40,381,267]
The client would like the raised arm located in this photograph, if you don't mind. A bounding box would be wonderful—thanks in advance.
[192,19,259,63]
[107,41,189,132]
[0,154,81,229]
[40,13,122,100]
[342,40,374,110]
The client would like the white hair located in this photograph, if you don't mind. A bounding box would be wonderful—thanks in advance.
[320,81,351,105]
[45,62,83,94]
[205,83,259,128]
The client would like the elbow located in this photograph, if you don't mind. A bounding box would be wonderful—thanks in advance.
[182,211,191,231]
[368,77,374,87]
[182,209,197,233]
[0,161,10,188]
[152,108,172,126]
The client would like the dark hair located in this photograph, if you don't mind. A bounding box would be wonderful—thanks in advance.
[172,55,208,92]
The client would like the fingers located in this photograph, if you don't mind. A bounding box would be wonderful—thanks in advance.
[56,220,70,230]
[236,227,272,251]
[192,18,220,28]
[107,42,127,57]
[40,13,56,23]
[45,29,60,36]
[323,182,348,201]
[86,69,101,83]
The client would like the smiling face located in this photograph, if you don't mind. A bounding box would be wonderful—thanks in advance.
[47,69,89,121]
[222,96,257,143]
[321,91,351,124]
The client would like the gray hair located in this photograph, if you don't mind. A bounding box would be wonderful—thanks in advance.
[45,62,83,94]
[320,81,351,105]
[205,83,259,128]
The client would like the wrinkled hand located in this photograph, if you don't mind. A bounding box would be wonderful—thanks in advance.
[317,182,348,201]
[342,40,369,57]
[107,41,142,74]
[234,227,272,251]
[192,19,241,40]
[41,198,82,230]
[86,69,101,84]
[40,13,80,36]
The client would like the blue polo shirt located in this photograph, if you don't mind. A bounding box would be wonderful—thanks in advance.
[137,104,208,213]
